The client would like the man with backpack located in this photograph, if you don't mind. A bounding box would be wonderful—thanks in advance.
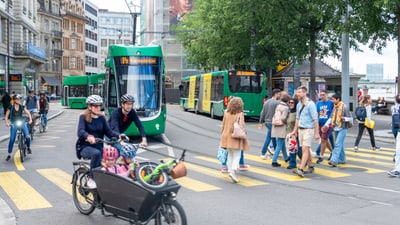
[25,90,40,132]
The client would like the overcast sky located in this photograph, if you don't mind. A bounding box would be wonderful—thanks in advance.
[89,0,398,78]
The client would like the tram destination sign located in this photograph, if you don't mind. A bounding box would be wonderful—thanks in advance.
[117,56,158,66]
[9,74,22,82]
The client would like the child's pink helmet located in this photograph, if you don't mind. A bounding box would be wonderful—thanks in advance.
[103,147,119,160]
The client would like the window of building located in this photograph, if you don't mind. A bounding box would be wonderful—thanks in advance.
[70,57,76,69]
[101,39,107,47]
[71,39,76,50]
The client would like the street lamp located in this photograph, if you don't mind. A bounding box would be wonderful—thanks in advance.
[125,0,141,45]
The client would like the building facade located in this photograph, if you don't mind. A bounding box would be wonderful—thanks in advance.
[0,0,47,96]
[60,0,85,77]
[98,9,133,71]
[37,0,63,95]
[83,0,99,75]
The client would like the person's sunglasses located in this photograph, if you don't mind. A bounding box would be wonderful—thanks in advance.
[91,104,102,108]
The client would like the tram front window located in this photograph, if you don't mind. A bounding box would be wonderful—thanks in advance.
[228,75,262,93]
[115,58,161,118]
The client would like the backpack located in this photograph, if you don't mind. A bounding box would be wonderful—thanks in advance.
[392,106,400,128]
[355,106,367,121]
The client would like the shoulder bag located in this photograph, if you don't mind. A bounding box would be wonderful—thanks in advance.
[232,113,247,139]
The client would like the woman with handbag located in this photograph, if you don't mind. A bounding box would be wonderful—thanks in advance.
[354,95,380,152]
[220,97,250,183]
[271,94,290,167]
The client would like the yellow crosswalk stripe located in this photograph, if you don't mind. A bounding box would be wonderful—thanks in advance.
[37,168,72,195]
[345,156,393,167]
[197,156,310,181]
[174,177,221,192]
[183,161,267,187]
[319,161,385,173]
[13,151,25,171]
[0,171,52,210]
[244,154,350,179]
[345,150,394,160]
[345,147,395,156]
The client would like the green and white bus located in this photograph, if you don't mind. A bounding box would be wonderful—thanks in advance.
[180,70,267,118]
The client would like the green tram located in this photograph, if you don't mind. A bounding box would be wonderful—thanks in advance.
[104,44,166,136]
[180,70,267,118]
[62,73,105,109]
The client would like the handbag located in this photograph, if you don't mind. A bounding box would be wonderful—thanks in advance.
[232,114,247,139]
[217,147,228,164]
[365,118,375,129]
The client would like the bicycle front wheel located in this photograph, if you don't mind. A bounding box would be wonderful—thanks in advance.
[72,169,96,215]
[135,162,169,190]
[154,200,187,225]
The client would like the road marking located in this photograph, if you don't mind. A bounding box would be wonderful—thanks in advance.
[13,150,25,171]
[345,150,394,160]
[345,147,395,156]
[319,161,385,173]
[37,168,72,195]
[345,156,393,167]
[179,160,267,187]
[0,171,52,210]
[174,177,221,192]
[197,156,310,181]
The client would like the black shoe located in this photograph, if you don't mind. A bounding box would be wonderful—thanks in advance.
[287,165,296,169]
[328,153,332,161]
[316,157,323,164]
[5,155,11,161]
[271,162,281,167]
[284,158,290,163]
[306,166,315,174]
[27,148,32,154]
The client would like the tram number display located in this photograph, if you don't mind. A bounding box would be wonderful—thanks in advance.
[228,70,261,76]
[117,56,158,66]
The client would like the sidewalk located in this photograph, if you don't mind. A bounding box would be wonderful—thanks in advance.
[0,101,64,225]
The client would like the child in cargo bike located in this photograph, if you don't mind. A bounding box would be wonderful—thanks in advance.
[118,144,139,178]
[101,147,132,177]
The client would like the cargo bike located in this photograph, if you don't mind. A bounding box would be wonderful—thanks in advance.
[71,138,188,225]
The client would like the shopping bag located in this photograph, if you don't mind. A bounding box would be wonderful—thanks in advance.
[365,118,375,129]
[217,147,228,164]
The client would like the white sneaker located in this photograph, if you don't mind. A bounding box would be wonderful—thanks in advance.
[260,154,270,160]
[86,179,97,189]
[228,172,239,183]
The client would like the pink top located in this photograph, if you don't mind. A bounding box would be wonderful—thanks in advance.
[101,165,129,177]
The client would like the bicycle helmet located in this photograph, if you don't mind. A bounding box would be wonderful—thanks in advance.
[13,94,22,100]
[120,94,135,103]
[120,144,137,159]
[86,95,103,104]
[103,147,119,160]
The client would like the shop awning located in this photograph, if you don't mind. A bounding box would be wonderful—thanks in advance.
[42,75,61,86]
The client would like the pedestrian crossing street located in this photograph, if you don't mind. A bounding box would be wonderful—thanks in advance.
[0,146,396,211]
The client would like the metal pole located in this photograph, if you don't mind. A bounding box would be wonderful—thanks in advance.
[6,3,10,93]
[132,13,137,45]
[341,3,350,107]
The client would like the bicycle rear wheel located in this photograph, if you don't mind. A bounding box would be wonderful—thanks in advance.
[135,162,169,190]
[72,169,96,215]
[154,200,187,225]
[17,134,25,163]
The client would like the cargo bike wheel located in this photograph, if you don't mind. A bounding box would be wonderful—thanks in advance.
[135,162,169,190]
[72,167,96,215]
[154,199,187,225]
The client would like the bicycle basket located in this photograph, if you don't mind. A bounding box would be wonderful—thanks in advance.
[170,162,187,179]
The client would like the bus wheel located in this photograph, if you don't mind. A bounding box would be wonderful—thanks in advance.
[210,105,215,119]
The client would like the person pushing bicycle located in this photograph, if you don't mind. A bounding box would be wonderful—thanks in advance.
[108,94,148,150]
[4,94,33,161]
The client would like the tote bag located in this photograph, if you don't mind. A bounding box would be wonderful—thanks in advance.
[232,114,246,139]
[365,118,375,129]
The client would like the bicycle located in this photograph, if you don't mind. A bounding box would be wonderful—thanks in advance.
[71,138,188,225]
[27,112,39,141]
[135,150,187,190]
[13,119,28,163]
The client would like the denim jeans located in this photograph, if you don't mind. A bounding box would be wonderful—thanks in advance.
[80,146,102,178]
[272,138,288,163]
[316,132,334,156]
[261,123,276,155]
[330,129,347,163]
[392,125,399,138]
[8,124,31,154]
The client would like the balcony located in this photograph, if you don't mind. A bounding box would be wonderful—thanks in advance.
[13,42,47,62]
[52,49,62,57]
[52,30,62,38]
